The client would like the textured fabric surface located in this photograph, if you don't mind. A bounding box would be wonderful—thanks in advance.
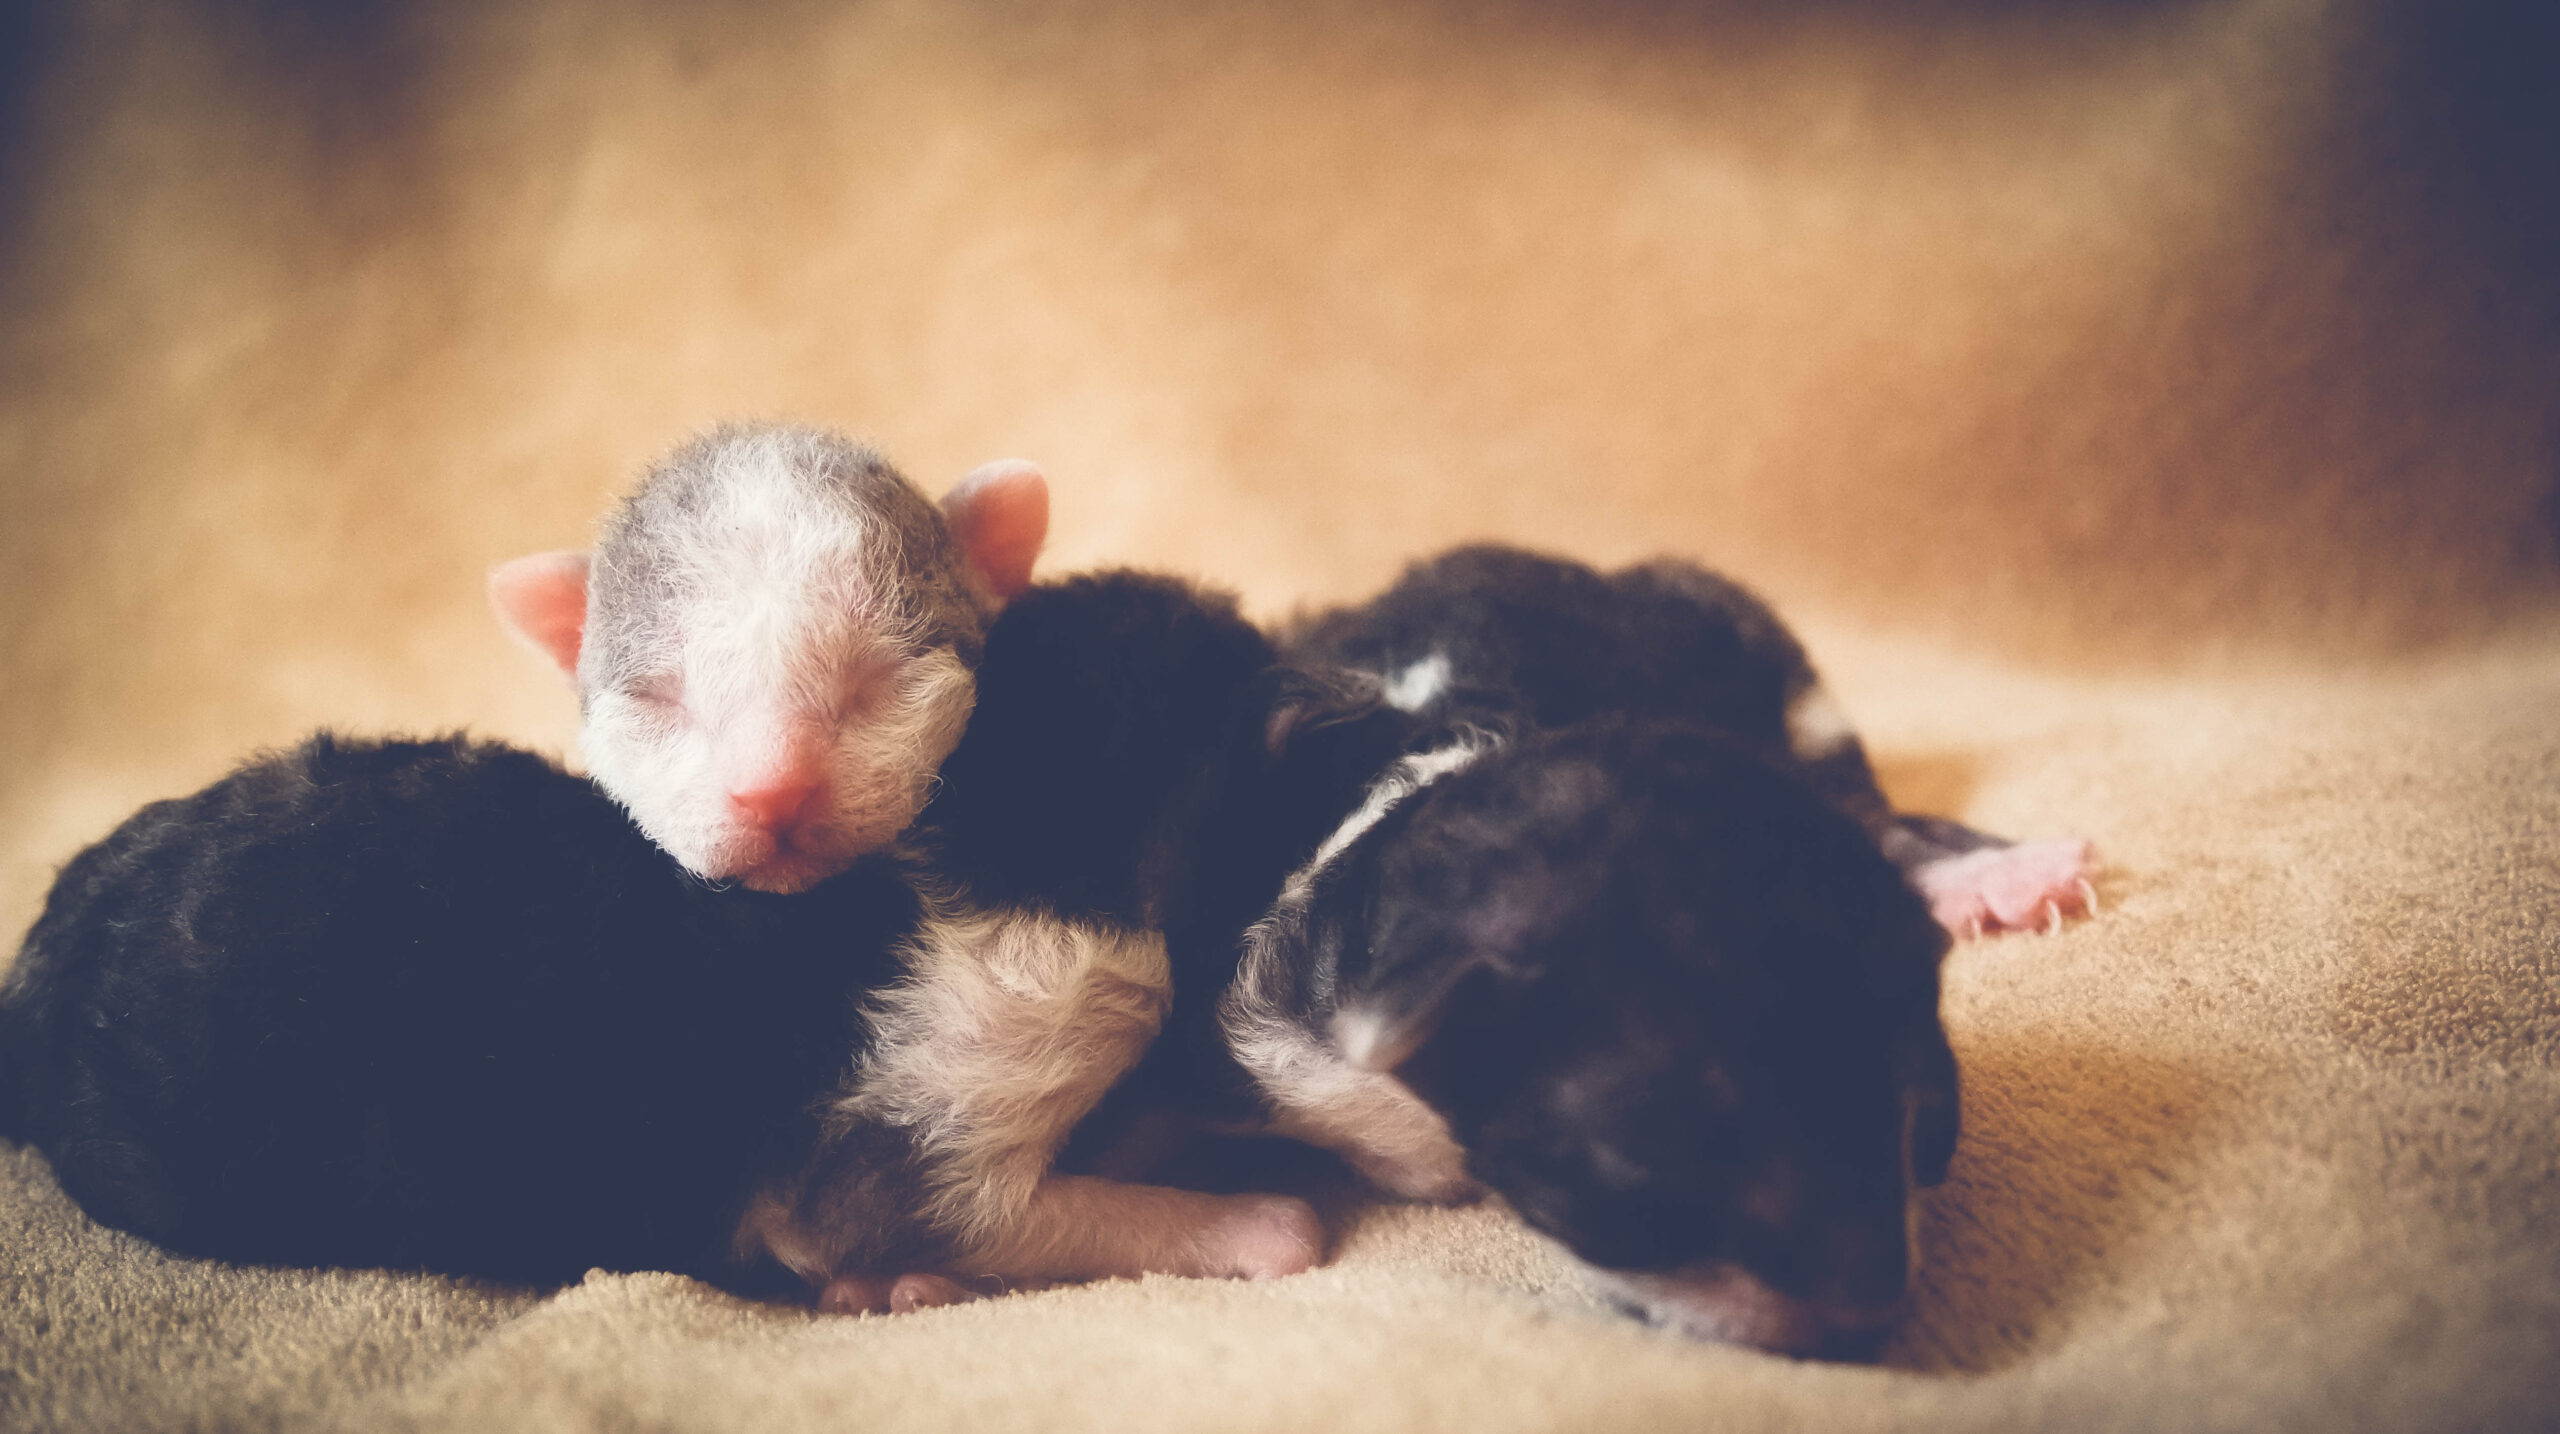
[4,1,2555,1430]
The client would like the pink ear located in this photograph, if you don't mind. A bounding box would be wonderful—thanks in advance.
[487,551,591,680]
[940,459,1049,605]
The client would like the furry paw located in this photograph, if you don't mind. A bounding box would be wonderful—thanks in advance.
[1911,838,2099,939]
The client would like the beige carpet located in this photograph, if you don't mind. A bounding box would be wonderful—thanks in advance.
[4,1,2555,1429]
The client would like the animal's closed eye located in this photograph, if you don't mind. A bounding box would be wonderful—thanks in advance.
[838,655,905,715]
[628,674,687,712]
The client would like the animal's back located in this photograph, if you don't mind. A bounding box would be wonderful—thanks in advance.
[1287,544,1815,748]
[1,733,913,1285]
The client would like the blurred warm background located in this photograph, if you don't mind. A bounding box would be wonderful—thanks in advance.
[3,3,2556,1429]
[6,0,2555,900]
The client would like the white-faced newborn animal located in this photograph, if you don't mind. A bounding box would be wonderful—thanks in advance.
[487,422,1049,893]
[1286,544,2099,939]
[0,574,1335,1307]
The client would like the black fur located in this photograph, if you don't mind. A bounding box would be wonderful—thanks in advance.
[0,734,914,1284]
[755,571,1354,1278]
[1121,544,1979,1356]
[920,571,1279,923]
[0,570,1323,1290]
[1287,543,2004,867]
[1304,722,1953,1308]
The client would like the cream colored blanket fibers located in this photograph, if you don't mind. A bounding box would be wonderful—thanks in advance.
[2,0,2554,1429]
[7,641,2556,1433]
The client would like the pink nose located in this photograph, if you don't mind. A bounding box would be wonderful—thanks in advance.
[728,779,819,831]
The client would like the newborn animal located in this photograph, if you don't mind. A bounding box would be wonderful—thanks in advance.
[0,574,1335,1306]
[742,571,1362,1311]
[1209,716,1959,1358]
[1112,546,2066,1357]
[1287,544,2098,938]
[488,423,1049,893]
[0,734,916,1284]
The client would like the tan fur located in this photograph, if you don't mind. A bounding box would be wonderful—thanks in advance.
[4,0,2555,1420]
[843,903,1174,1251]
[945,1177,1322,1285]
[736,898,1324,1289]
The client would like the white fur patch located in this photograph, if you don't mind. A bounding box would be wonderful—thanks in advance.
[1233,1001,1475,1203]
[1380,651,1453,712]
[840,900,1172,1252]
[1784,683,1856,761]
[1283,736,1495,907]
[1329,1005,1399,1070]
[1217,736,1494,1204]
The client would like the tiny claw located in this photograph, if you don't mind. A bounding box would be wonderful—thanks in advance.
[1965,914,1983,942]
[2043,901,2063,936]
[2076,877,2100,916]
[817,1274,895,1316]
[889,1273,979,1313]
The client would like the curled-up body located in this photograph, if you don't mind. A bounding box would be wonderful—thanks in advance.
[1087,545,2095,1358]
[0,573,1346,1308]
[1287,544,2099,939]
[1210,717,1960,1359]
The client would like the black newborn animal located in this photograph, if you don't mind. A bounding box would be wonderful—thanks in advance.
[1209,718,1956,1358]
[1289,544,2098,939]
[0,734,914,1284]
[0,573,1350,1300]
[1106,546,2027,1357]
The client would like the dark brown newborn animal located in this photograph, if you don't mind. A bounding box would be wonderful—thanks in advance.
[1118,545,2070,1357]
[1289,544,2098,939]
[1212,718,1957,1358]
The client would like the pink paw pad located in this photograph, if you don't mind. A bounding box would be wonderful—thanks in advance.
[816,1272,989,1316]
[1911,838,2099,940]
[1204,1195,1326,1281]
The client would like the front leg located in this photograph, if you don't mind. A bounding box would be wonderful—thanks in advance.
[742,903,1323,1306]
[1218,903,1479,1206]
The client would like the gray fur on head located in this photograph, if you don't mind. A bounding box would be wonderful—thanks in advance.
[574,423,992,893]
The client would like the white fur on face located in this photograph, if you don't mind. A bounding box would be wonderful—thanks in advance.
[579,434,981,892]
[843,901,1173,1252]
[585,645,975,892]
